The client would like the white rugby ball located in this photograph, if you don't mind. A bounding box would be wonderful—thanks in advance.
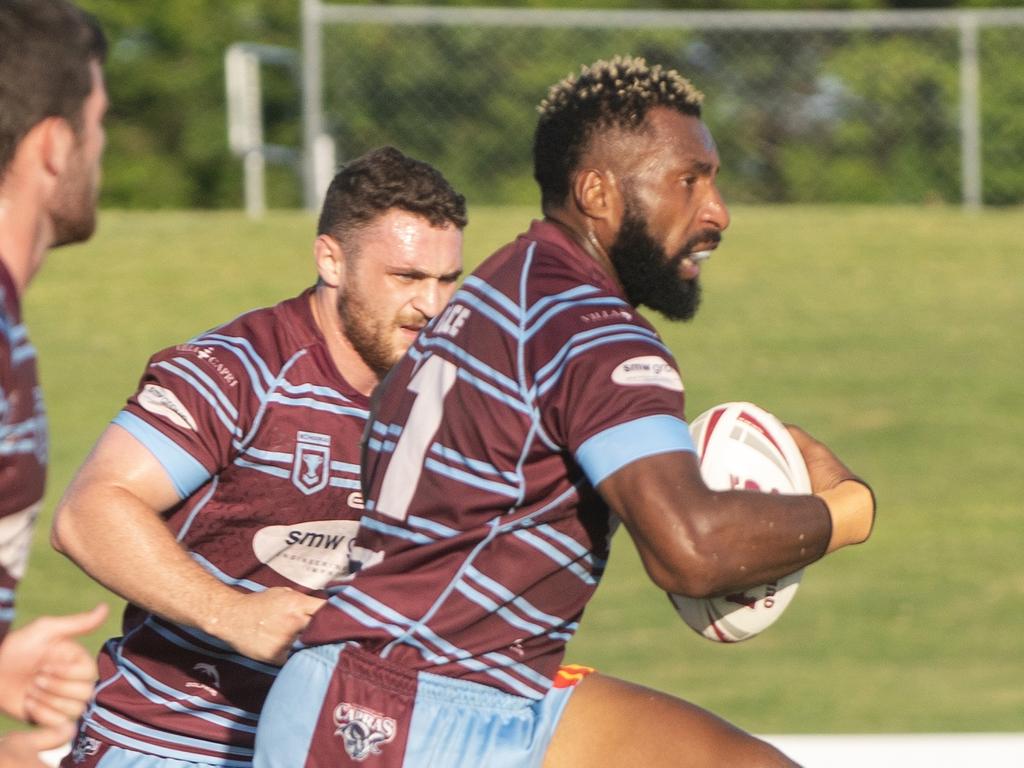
[669,402,810,643]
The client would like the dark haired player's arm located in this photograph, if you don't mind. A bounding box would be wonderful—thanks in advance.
[596,429,874,598]
[51,424,324,665]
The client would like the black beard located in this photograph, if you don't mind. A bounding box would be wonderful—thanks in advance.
[608,210,705,321]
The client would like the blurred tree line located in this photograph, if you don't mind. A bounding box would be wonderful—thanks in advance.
[79,0,1024,208]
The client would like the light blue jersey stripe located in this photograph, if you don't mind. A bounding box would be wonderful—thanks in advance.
[233,457,289,479]
[201,334,276,392]
[454,581,546,636]
[240,446,289,463]
[464,567,573,630]
[10,343,35,366]
[456,367,532,415]
[190,554,268,595]
[114,657,260,727]
[534,322,660,383]
[359,516,434,545]
[171,357,239,420]
[417,335,521,394]
[277,380,354,402]
[424,457,520,498]
[535,332,669,397]
[0,438,37,456]
[576,414,694,487]
[525,295,628,340]
[524,283,603,323]
[430,443,519,483]
[90,704,255,755]
[145,619,280,677]
[461,275,522,319]
[513,530,597,586]
[85,719,252,766]
[441,289,521,337]
[154,360,241,436]
[407,515,460,539]
[113,412,209,498]
[266,392,368,418]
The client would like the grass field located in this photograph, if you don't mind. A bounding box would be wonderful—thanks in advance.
[4,205,1021,737]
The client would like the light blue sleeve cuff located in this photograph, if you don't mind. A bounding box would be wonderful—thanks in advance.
[113,411,211,499]
[575,414,695,487]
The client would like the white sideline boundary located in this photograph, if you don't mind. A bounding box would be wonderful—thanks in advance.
[763,733,1024,767]
[42,733,1024,766]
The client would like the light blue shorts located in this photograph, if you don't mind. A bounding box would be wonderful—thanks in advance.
[254,644,580,768]
[60,740,225,767]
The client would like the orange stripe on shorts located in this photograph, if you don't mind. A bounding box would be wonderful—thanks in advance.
[552,663,596,689]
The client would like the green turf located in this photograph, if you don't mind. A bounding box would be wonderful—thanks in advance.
[4,205,1020,735]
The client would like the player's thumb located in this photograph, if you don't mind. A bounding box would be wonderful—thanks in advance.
[39,603,109,640]
[15,720,76,752]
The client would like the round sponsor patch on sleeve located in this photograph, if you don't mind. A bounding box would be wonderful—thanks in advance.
[611,356,684,392]
[138,384,199,431]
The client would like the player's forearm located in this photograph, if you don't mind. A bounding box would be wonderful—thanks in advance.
[51,486,242,637]
[602,452,842,598]
[625,488,831,598]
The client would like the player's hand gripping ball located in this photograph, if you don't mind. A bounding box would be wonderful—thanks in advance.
[669,402,809,643]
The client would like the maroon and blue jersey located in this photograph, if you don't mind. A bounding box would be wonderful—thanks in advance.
[0,261,47,643]
[301,220,695,699]
[75,290,375,766]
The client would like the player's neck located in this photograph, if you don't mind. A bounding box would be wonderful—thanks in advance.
[0,171,57,297]
[543,213,625,296]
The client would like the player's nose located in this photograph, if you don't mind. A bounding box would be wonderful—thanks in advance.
[412,281,444,320]
[702,184,730,232]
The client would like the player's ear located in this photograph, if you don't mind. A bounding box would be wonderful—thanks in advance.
[39,116,76,177]
[572,166,623,228]
[14,116,75,191]
[314,234,346,288]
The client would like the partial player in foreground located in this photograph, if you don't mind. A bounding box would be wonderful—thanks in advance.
[0,2,110,766]
[254,57,876,767]
[50,147,466,767]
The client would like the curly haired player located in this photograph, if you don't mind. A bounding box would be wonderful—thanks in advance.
[254,57,875,768]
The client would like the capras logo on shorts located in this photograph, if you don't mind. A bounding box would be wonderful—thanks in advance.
[611,356,684,392]
[333,701,397,761]
[71,734,101,763]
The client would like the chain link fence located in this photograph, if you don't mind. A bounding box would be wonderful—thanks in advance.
[297,3,1024,208]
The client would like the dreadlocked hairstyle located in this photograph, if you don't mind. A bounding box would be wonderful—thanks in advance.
[533,56,704,211]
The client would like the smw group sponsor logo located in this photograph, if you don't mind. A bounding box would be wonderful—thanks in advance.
[611,356,684,392]
[252,520,381,589]
[292,430,331,495]
[333,701,397,761]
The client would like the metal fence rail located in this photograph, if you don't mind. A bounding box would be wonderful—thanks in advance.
[297,2,1024,209]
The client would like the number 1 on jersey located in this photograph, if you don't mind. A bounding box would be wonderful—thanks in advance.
[375,355,458,521]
